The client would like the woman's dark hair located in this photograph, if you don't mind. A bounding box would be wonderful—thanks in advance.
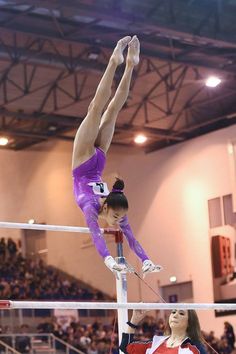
[164,310,204,344]
[104,178,129,210]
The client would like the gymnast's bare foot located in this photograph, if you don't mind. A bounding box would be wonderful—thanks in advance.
[127,35,140,66]
[110,36,131,66]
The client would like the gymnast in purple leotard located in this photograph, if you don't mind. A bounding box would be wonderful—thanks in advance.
[72,36,162,276]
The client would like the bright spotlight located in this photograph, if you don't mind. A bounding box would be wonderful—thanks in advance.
[228,143,234,155]
[0,137,9,146]
[205,76,221,88]
[28,219,35,224]
[170,276,177,283]
[134,134,147,144]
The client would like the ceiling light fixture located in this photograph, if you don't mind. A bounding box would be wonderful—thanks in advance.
[28,219,35,224]
[88,47,100,60]
[134,134,147,144]
[0,137,9,146]
[170,276,177,283]
[205,76,221,88]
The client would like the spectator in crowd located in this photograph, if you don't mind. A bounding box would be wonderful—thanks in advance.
[204,330,219,354]
[0,326,12,349]
[15,325,31,354]
[223,322,235,351]
[0,238,6,261]
[219,338,233,354]
[87,341,98,354]
[141,315,158,337]
[7,238,17,259]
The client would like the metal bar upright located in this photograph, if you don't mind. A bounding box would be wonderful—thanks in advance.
[115,231,128,352]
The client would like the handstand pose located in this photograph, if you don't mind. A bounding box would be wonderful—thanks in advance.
[72,36,162,276]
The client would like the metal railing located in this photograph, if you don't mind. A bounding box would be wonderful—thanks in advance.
[0,339,20,353]
[52,335,84,354]
[0,333,84,354]
[0,307,110,322]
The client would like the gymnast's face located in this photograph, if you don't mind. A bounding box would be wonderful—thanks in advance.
[104,206,127,226]
[169,310,188,332]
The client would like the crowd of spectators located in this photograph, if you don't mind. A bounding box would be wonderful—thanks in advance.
[37,317,120,354]
[0,315,234,354]
[203,322,235,354]
[129,318,236,354]
[51,316,234,354]
[0,237,235,354]
[0,237,108,301]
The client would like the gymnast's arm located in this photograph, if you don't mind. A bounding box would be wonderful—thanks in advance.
[119,216,149,262]
[82,202,110,259]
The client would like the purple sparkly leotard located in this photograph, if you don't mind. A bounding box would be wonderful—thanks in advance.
[72,147,149,261]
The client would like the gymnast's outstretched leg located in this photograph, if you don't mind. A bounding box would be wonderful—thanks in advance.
[72,36,131,170]
[95,35,140,153]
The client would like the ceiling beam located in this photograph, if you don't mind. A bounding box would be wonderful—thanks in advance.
[0,128,74,141]
[0,109,185,142]
[0,109,83,126]
[0,6,236,73]
[146,115,236,153]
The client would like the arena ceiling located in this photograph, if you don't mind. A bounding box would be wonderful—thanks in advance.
[0,0,236,152]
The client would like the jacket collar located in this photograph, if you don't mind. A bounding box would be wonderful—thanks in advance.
[147,336,191,354]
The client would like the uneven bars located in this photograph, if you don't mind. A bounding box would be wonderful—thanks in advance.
[0,222,117,234]
[0,301,235,310]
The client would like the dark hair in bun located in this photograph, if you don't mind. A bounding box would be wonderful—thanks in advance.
[104,178,128,210]
[112,178,125,192]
